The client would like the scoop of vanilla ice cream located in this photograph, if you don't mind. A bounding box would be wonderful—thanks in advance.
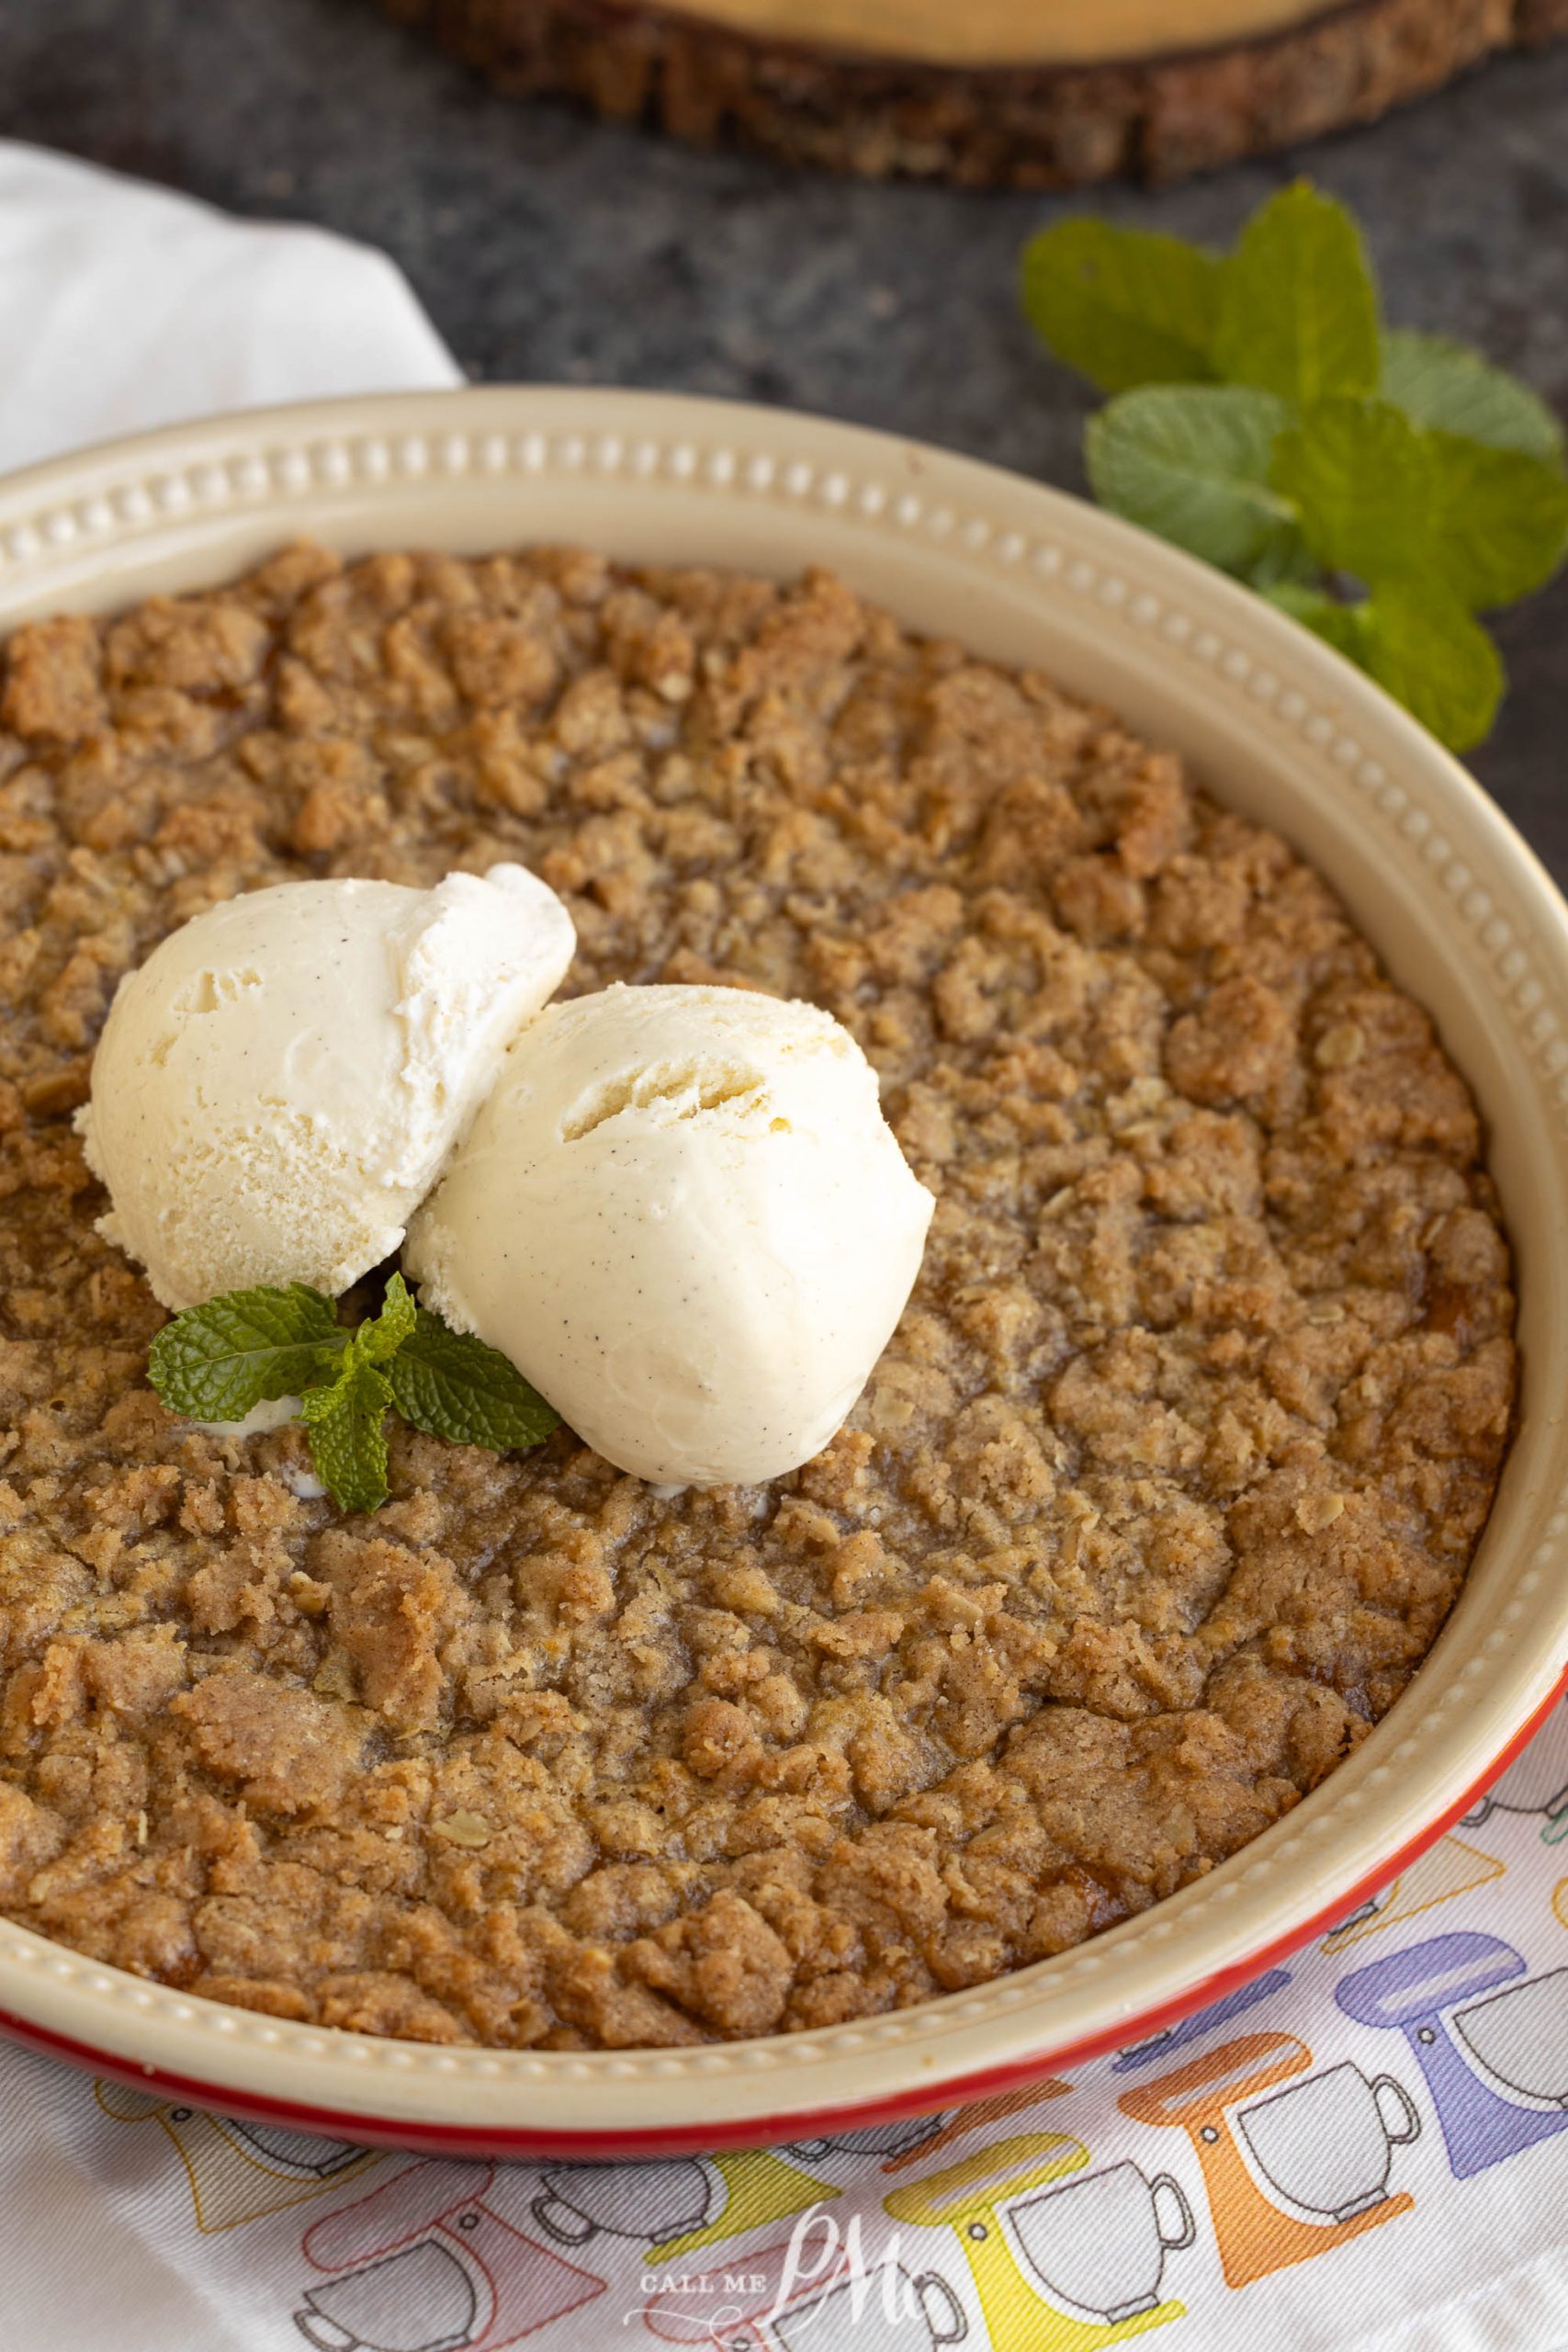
[404,982,935,1487]
[78,864,575,1309]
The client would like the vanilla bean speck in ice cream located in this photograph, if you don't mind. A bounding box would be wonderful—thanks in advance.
[404,982,936,1487]
[77,864,575,1309]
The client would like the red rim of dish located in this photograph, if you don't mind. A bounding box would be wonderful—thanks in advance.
[3,1661,1562,2156]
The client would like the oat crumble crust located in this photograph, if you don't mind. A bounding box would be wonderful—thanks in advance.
[0,546,1517,2050]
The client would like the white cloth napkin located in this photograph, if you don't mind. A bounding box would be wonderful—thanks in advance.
[0,141,459,472]
[3,137,1568,2352]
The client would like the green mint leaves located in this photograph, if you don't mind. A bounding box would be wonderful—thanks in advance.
[1210,183,1380,405]
[1086,386,1303,586]
[300,1355,396,1518]
[1266,581,1505,760]
[146,1282,346,1423]
[350,1272,418,1367]
[386,1313,562,1453]
[1019,220,1223,394]
[148,1272,559,1514]
[1021,181,1568,753]
[1378,331,1563,464]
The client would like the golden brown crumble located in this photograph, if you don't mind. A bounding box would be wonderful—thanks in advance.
[0,546,1515,2049]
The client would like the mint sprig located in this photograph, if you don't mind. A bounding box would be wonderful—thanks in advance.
[147,1272,559,1513]
[1021,180,1568,753]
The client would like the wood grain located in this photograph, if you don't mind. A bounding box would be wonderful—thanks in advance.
[378,0,1568,185]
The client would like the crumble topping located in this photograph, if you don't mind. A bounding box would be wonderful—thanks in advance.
[0,546,1515,2047]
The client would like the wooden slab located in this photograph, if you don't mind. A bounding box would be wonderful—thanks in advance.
[378,0,1568,185]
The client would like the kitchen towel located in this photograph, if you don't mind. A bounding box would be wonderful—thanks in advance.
[0,140,459,471]
[6,1706,1568,2352]
[2,135,1568,2352]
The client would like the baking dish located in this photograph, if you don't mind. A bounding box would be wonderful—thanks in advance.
[0,386,1563,2154]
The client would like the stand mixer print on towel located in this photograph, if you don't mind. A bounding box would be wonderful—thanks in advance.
[9,1692,1568,2352]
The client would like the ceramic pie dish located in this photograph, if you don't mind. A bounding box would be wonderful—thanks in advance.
[0,385,1564,2157]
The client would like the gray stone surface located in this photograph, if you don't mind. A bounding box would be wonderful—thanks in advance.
[0,0,1564,869]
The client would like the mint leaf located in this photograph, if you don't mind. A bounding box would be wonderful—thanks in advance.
[1087,384,1303,580]
[1020,220,1221,393]
[1213,182,1380,405]
[149,1283,345,1424]
[388,1310,560,1453]
[1264,582,1367,660]
[1271,397,1568,609]
[1355,582,1504,754]
[300,1354,394,1515]
[1425,432,1568,611]
[1247,532,1320,593]
[1269,397,1433,582]
[354,1271,418,1367]
[1380,330,1564,463]
[1267,578,1503,751]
